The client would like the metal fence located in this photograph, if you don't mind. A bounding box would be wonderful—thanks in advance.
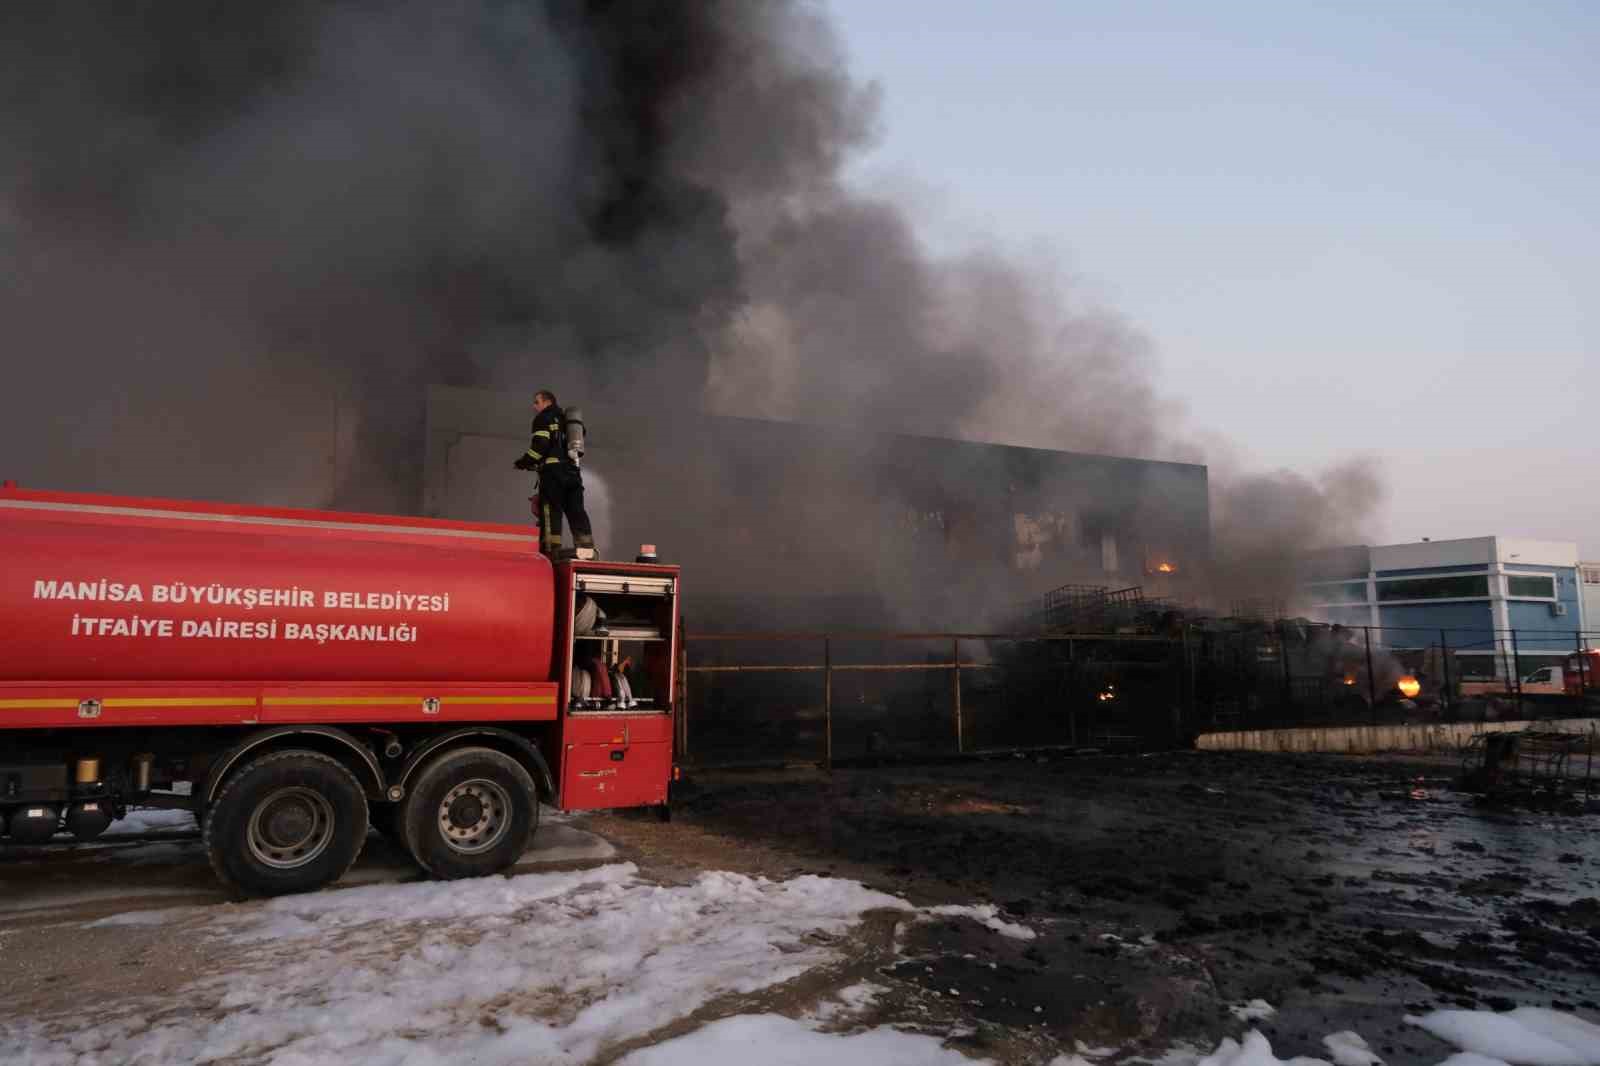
[675,625,1600,767]
[679,630,1191,767]
[1188,624,1600,734]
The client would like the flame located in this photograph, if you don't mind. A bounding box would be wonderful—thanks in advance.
[1098,686,1117,702]
[1397,675,1421,698]
[1342,674,1357,686]
[1156,561,1176,574]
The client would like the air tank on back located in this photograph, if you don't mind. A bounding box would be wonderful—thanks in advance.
[563,406,587,464]
[65,800,112,840]
[7,805,59,845]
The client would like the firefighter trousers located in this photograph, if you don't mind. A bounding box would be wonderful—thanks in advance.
[537,466,594,555]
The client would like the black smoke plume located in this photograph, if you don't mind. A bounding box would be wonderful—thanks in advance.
[0,1,1380,614]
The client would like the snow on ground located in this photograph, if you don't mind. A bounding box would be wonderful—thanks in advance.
[1128,1030,1359,1066]
[1137,1010,1600,1066]
[1,862,944,1065]
[925,903,1037,940]
[1322,1031,1382,1066]
[1192,1030,1332,1066]
[806,980,888,1023]
[1406,1007,1600,1065]
[31,839,1597,1066]
[101,808,197,835]
[1229,1000,1278,1023]
[86,907,204,928]
[613,1013,981,1065]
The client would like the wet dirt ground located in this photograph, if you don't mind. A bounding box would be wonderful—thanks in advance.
[589,751,1600,1063]
[4,752,1599,1064]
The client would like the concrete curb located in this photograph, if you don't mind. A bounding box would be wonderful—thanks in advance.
[1196,717,1600,755]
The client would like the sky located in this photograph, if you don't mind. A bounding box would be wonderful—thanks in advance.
[828,0,1598,556]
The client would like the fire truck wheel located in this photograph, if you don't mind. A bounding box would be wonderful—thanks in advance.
[204,750,370,898]
[402,747,538,880]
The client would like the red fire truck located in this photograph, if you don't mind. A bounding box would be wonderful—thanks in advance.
[0,482,679,896]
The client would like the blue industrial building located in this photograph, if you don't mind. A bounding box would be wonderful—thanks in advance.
[1303,537,1587,678]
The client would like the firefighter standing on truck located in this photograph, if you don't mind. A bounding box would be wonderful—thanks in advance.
[514,389,596,559]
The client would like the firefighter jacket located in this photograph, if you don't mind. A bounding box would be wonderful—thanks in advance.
[522,405,574,473]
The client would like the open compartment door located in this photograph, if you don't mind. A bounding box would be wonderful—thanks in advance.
[555,562,679,810]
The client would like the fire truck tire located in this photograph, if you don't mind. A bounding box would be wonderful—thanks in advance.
[401,747,538,880]
[204,750,370,898]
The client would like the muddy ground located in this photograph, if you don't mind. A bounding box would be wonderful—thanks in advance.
[591,751,1600,1063]
[4,751,1599,1064]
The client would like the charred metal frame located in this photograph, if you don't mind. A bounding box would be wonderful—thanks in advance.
[1459,724,1599,805]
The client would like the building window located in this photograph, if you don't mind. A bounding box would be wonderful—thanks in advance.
[1583,566,1600,585]
[1507,575,1556,599]
[1100,532,1119,575]
[1376,574,1489,601]
[1308,581,1367,603]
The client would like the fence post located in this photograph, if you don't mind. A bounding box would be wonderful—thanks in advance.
[1511,628,1523,719]
[1068,638,1078,744]
[1577,632,1587,714]
[1174,632,1186,745]
[1585,724,1595,802]
[823,637,833,772]
[1364,626,1378,723]
[1439,629,1452,717]
[1180,625,1192,739]
[1278,623,1294,723]
[678,623,690,761]
[952,637,964,754]
[1242,633,1255,729]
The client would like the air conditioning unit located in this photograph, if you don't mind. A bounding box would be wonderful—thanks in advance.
[1550,602,1568,617]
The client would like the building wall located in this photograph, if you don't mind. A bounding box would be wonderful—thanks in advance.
[1377,601,1495,641]
[1369,537,1495,572]
[422,386,1212,629]
[1303,536,1583,673]
[1319,604,1374,627]
[1504,566,1581,648]
[1503,597,1574,643]
[1374,564,1496,577]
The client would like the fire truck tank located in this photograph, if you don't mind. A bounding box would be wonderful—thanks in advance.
[0,485,554,684]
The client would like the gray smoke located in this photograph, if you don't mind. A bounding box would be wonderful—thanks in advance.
[1210,458,1387,610]
[0,0,1380,614]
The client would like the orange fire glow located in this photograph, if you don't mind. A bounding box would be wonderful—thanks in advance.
[1397,675,1421,699]
[1156,561,1176,574]
[1342,675,1357,686]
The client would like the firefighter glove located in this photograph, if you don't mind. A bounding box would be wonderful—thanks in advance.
[513,455,537,471]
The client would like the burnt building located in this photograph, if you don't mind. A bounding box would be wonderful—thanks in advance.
[423,386,1210,630]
